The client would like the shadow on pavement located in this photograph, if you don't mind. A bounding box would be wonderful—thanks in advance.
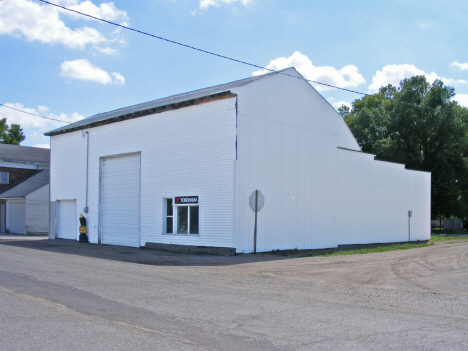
[0,238,288,267]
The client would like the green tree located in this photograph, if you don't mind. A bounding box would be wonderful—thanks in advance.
[0,118,25,145]
[342,76,468,220]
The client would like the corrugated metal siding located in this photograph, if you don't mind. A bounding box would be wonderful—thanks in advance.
[46,70,281,136]
[333,150,430,246]
[25,184,49,234]
[232,71,431,253]
[50,98,236,248]
[100,154,141,247]
[232,68,360,153]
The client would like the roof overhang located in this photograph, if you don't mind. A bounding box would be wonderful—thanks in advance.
[0,159,49,166]
[46,91,236,137]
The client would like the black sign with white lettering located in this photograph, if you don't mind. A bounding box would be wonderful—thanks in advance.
[175,196,198,204]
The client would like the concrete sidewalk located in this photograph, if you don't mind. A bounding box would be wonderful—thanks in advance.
[0,233,48,241]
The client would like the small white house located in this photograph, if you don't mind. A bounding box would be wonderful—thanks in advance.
[45,68,431,253]
[0,144,50,235]
[0,170,50,235]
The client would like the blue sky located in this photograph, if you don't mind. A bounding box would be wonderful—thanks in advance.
[1,0,467,147]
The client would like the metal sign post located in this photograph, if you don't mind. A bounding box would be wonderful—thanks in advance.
[249,190,264,254]
[408,210,412,242]
[254,190,258,253]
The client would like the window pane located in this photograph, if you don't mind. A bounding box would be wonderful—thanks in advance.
[167,199,173,216]
[0,172,8,184]
[178,206,188,234]
[166,217,173,234]
[190,206,199,234]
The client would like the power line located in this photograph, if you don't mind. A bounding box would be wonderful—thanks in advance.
[0,103,70,124]
[16,0,462,122]
[38,0,463,114]
[37,0,367,96]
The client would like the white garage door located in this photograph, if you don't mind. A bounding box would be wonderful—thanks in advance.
[57,200,77,239]
[100,153,141,247]
[8,201,26,234]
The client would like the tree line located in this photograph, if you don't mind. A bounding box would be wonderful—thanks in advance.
[339,76,468,222]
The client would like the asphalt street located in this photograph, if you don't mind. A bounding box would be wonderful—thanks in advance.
[1,238,467,350]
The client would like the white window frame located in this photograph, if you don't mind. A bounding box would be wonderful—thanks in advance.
[163,198,199,236]
[163,198,174,234]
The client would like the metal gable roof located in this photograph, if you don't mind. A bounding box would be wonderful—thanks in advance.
[45,69,288,137]
[0,144,50,165]
[0,170,49,199]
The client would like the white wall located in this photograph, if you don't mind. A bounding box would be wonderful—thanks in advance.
[0,203,4,233]
[50,68,431,252]
[6,200,26,234]
[51,97,237,248]
[232,68,431,253]
[333,149,431,246]
[25,184,49,235]
[49,201,56,239]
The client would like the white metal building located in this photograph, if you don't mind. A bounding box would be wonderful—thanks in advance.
[46,68,431,253]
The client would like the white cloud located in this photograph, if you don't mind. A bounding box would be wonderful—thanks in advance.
[94,46,118,55]
[0,103,84,146]
[252,51,366,92]
[369,64,468,93]
[59,0,128,24]
[0,0,103,49]
[60,59,125,85]
[199,0,252,10]
[327,97,351,110]
[450,61,468,71]
[453,94,468,108]
[111,72,125,85]
[38,106,50,113]
[331,101,351,110]
[33,144,50,149]
[0,0,127,50]
[0,103,83,129]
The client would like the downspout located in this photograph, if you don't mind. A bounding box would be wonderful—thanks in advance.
[82,131,89,213]
[49,136,55,239]
[235,98,238,160]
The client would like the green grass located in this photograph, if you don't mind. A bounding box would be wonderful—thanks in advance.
[313,235,468,256]
[430,234,468,242]
[263,235,468,258]
[266,241,431,258]
[311,242,430,257]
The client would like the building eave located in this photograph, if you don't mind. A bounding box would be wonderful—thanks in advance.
[45,91,237,137]
[0,159,49,166]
